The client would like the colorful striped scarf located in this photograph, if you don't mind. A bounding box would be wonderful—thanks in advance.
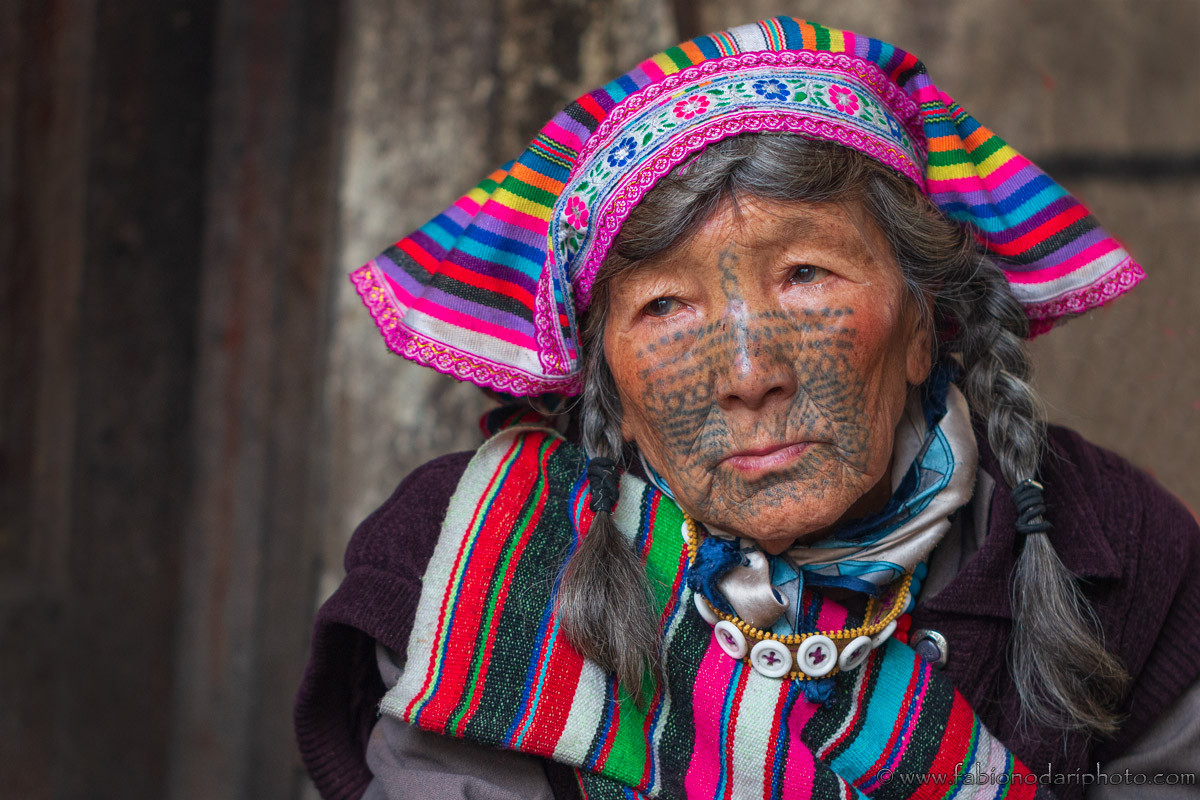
[352,17,1143,397]
[382,426,1051,798]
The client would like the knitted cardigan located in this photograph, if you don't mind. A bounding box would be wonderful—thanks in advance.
[294,425,1200,800]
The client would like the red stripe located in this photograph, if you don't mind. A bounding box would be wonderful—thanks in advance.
[578,93,606,124]
[889,51,919,83]
[404,435,525,723]
[433,255,536,308]
[415,438,547,728]
[453,439,559,734]
[519,613,587,754]
[398,236,441,273]
[762,684,793,797]
[593,680,623,771]
[984,203,1089,256]
[923,693,978,783]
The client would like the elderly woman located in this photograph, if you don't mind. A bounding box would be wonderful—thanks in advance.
[295,18,1200,800]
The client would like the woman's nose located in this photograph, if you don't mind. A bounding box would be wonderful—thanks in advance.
[714,305,799,411]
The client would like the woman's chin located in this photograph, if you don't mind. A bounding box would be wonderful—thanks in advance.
[704,504,850,552]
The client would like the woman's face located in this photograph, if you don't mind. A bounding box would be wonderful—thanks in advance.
[604,196,931,553]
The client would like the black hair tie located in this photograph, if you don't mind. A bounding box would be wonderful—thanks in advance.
[587,457,620,513]
[1012,479,1052,538]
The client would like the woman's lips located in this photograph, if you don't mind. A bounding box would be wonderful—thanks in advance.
[722,442,812,474]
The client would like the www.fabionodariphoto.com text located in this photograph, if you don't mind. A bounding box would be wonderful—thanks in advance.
[881,763,1197,788]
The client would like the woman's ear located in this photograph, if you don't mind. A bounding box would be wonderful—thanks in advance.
[904,299,934,386]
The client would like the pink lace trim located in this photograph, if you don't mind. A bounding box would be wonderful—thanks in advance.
[571,112,922,309]
[350,264,580,397]
[1021,257,1146,338]
[533,270,573,376]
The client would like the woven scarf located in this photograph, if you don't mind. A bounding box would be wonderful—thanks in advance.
[383,426,1050,799]
[352,17,1143,396]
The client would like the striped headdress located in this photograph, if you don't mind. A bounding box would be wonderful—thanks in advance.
[352,17,1144,397]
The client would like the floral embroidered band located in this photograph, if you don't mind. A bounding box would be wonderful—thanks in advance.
[552,51,927,308]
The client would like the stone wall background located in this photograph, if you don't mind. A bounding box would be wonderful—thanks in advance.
[3,2,1196,798]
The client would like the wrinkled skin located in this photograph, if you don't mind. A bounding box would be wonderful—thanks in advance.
[604,197,931,554]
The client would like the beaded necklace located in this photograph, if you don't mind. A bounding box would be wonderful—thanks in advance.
[684,512,913,681]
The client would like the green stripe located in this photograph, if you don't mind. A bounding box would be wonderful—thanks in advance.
[591,484,684,785]
[965,133,1006,162]
[926,148,975,168]
[462,440,582,746]
[413,438,524,719]
[499,174,558,207]
[643,493,685,612]
[812,22,832,50]
[664,45,692,70]
[449,436,556,734]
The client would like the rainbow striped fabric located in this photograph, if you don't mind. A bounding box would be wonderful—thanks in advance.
[352,17,1143,396]
[382,427,1051,798]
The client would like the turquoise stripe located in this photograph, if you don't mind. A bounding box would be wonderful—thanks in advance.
[602,78,630,104]
[945,182,1069,233]
[828,643,915,780]
[421,216,459,251]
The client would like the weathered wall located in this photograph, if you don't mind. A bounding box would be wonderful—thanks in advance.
[323,0,679,603]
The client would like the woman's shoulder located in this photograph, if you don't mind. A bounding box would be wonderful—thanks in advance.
[343,449,477,578]
[343,425,579,589]
[1041,423,1196,552]
[1041,425,1200,759]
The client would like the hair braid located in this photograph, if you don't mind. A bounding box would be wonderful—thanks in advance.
[555,319,661,703]
[955,267,1129,736]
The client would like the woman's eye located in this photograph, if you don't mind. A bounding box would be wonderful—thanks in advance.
[643,297,680,317]
[789,264,828,285]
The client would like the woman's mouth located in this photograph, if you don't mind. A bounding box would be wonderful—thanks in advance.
[722,442,812,474]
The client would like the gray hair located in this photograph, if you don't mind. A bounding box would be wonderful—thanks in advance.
[555,133,1128,732]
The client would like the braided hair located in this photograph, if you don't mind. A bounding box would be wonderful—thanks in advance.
[554,133,1128,732]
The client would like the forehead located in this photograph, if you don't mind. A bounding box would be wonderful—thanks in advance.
[643,196,892,271]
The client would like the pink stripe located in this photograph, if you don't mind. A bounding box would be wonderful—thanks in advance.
[485,198,551,236]
[452,195,482,216]
[779,693,822,800]
[780,734,819,800]
[543,119,585,152]
[684,639,736,798]
[927,155,1033,195]
[813,599,849,632]
[640,59,665,81]
[383,271,539,349]
[1005,238,1119,284]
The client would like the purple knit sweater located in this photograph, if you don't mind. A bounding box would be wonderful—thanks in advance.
[294,425,1200,800]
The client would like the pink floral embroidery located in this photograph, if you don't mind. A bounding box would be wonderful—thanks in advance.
[828,85,860,115]
[672,94,710,120]
[564,196,589,229]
